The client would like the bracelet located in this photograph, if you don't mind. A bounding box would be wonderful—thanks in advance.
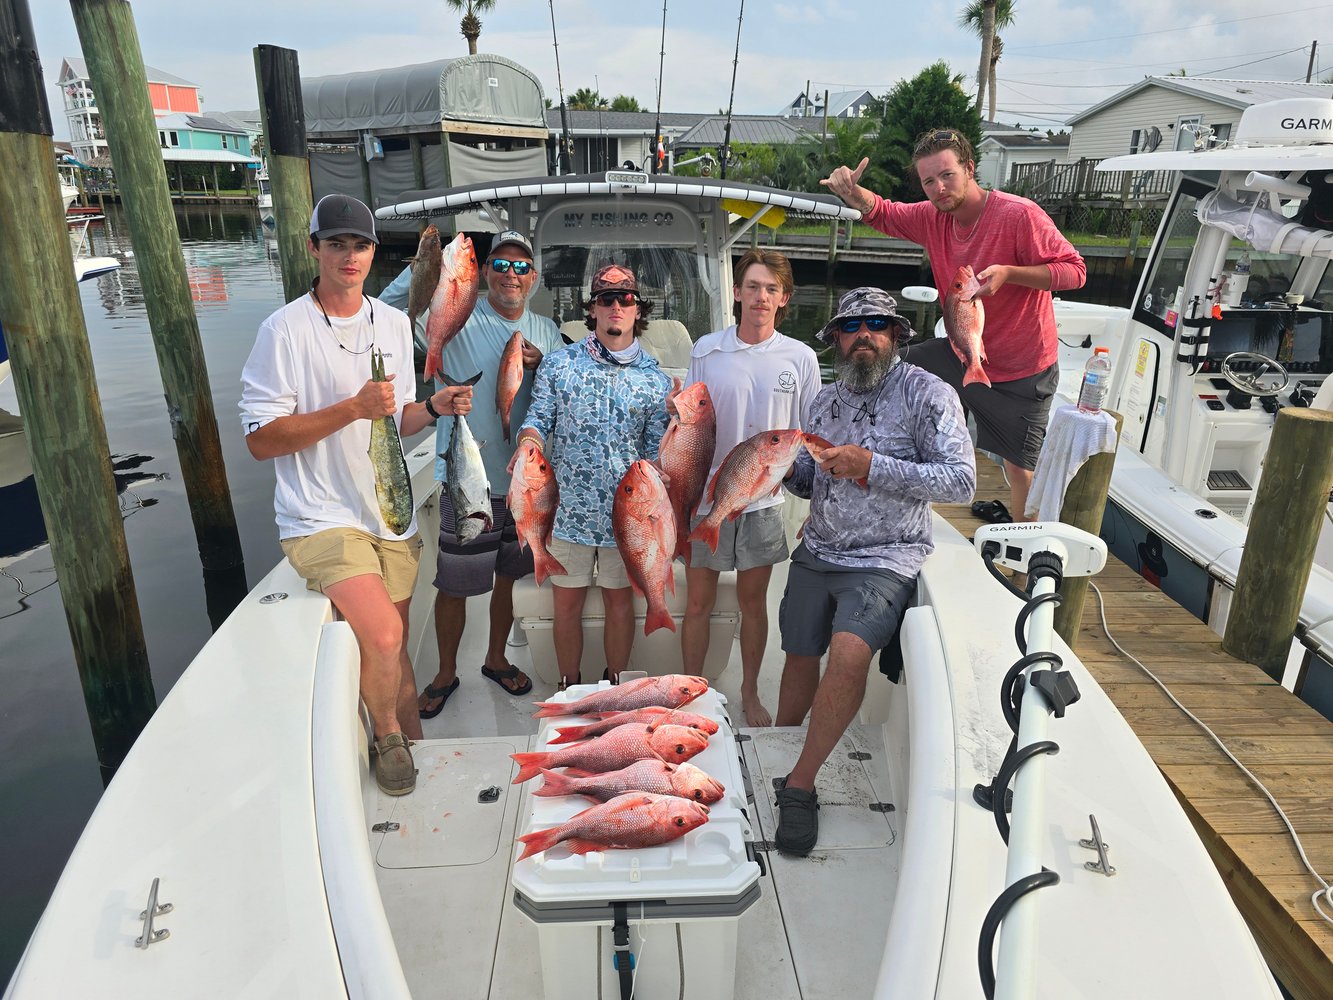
[423,395,441,420]
[518,432,543,451]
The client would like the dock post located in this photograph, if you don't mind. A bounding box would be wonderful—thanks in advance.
[0,0,156,771]
[1223,409,1333,680]
[1052,410,1124,646]
[253,44,316,303]
[71,0,246,579]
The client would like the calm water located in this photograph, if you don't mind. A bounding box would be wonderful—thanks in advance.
[0,204,1120,983]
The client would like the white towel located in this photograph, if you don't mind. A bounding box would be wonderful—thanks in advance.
[1025,405,1118,520]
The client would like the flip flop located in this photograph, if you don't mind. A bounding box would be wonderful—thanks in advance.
[418,677,460,720]
[482,663,533,696]
[971,499,1013,524]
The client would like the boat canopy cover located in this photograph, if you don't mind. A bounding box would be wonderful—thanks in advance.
[302,56,546,137]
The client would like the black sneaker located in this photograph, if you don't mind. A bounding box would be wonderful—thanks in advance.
[774,782,819,855]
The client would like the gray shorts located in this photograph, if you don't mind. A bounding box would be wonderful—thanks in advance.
[434,492,532,598]
[903,338,1058,471]
[689,505,789,572]
[778,543,915,656]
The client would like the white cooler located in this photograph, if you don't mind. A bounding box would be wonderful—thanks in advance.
[512,563,740,684]
[510,686,761,1000]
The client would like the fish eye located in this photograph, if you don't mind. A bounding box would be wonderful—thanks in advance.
[674,817,685,826]
[693,790,703,800]
[675,744,685,753]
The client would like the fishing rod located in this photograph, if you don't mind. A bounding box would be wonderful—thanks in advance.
[652,0,667,173]
[719,0,745,180]
[548,0,573,175]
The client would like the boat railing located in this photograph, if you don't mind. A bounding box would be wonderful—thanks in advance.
[310,620,413,999]
[969,524,1106,1000]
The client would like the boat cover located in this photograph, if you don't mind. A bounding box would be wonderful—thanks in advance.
[1197,189,1333,258]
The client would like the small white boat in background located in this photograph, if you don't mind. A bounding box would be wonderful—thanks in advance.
[3,175,1284,999]
[67,214,121,284]
[256,167,274,228]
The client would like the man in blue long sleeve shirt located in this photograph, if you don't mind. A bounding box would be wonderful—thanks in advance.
[515,264,672,687]
[773,288,976,855]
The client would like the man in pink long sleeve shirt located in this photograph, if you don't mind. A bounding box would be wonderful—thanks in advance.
[822,128,1086,520]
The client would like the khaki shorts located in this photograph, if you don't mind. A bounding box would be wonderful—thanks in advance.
[281,527,423,604]
[546,536,631,590]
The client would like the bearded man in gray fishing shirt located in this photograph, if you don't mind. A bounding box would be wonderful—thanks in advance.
[772,287,976,856]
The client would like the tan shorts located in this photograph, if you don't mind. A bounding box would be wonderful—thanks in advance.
[281,527,423,604]
[546,536,631,590]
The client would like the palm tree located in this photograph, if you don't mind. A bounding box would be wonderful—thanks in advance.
[959,0,1016,121]
[444,0,496,55]
[568,88,608,111]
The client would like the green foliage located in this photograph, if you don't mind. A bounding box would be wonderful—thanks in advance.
[870,61,982,202]
[443,0,496,53]
[609,95,644,112]
[568,87,608,110]
[957,0,1015,34]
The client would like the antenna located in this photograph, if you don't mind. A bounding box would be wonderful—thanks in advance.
[719,0,745,181]
[652,0,667,174]
[548,0,572,174]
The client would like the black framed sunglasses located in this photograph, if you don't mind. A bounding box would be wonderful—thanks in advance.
[838,316,893,334]
[595,291,637,307]
[489,258,533,275]
[914,129,961,154]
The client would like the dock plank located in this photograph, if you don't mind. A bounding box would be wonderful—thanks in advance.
[936,452,1333,999]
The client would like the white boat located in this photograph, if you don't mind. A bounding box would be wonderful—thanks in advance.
[67,214,121,283]
[4,174,1283,999]
[256,167,274,228]
[59,180,79,214]
[1032,98,1333,718]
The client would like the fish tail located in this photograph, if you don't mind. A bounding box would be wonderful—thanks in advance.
[532,546,569,587]
[439,370,484,388]
[510,752,551,783]
[549,724,591,745]
[961,362,992,388]
[516,825,567,860]
[688,516,721,554]
[423,349,441,385]
[644,601,677,636]
[531,702,572,719]
[532,768,577,795]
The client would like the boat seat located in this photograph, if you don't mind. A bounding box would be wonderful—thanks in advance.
[512,562,739,683]
[557,318,694,380]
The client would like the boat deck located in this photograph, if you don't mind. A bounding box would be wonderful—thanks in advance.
[937,456,1333,1000]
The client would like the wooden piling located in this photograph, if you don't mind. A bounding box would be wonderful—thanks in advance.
[1053,409,1124,646]
[0,0,155,768]
[253,44,315,303]
[71,0,245,576]
[1223,408,1333,680]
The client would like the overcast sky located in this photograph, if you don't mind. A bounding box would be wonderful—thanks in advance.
[28,0,1330,139]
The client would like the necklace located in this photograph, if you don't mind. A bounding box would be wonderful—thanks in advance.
[310,278,376,355]
[830,356,899,425]
[951,190,990,244]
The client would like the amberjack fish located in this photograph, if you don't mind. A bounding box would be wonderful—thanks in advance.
[368,348,413,535]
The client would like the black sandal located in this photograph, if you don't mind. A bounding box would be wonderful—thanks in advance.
[481,663,533,696]
[418,677,460,720]
[971,499,1013,524]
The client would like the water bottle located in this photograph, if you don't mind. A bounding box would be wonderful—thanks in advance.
[1077,348,1112,413]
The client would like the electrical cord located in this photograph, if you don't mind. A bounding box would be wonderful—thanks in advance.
[1089,580,1333,926]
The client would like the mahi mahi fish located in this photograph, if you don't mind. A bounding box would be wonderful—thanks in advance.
[368,348,413,535]
[441,371,492,545]
[423,233,479,383]
[516,791,710,860]
[942,264,991,387]
[406,224,442,331]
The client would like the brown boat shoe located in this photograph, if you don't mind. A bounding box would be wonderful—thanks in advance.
[373,732,416,796]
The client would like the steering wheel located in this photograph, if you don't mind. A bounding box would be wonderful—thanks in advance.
[1220,351,1289,397]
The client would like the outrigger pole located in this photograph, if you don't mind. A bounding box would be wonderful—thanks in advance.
[652,0,667,174]
[719,0,745,180]
[548,0,572,175]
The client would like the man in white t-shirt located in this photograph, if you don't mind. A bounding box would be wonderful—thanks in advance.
[680,249,821,726]
[240,194,472,797]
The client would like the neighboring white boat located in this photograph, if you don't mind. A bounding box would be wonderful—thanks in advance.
[59,180,78,214]
[256,167,274,228]
[67,214,121,284]
[4,175,1284,999]
[1033,98,1333,718]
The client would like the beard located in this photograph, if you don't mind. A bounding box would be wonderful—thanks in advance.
[835,341,896,393]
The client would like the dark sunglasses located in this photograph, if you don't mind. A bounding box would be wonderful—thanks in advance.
[914,129,961,154]
[594,291,637,307]
[489,258,533,275]
[838,316,893,334]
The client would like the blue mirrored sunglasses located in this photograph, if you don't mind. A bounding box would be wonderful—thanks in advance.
[490,258,533,275]
[838,316,893,334]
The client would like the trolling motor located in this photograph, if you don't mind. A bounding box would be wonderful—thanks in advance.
[970,522,1107,1000]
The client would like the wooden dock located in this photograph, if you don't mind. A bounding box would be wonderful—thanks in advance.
[936,457,1333,1000]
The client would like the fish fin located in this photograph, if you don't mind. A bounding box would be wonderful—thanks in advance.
[516,826,566,860]
[561,767,597,778]
[644,605,677,636]
[563,838,605,856]
[510,752,550,784]
[532,768,575,796]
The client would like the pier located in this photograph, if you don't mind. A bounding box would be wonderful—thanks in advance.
[938,457,1333,1000]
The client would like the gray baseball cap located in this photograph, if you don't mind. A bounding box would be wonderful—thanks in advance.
[309,193,378,243]
[490,229,534,258]
[817,287,913,345]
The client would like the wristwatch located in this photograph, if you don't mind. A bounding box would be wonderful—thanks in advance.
[423,395,441,420]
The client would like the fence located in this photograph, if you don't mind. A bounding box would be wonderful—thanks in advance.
[1008,158,1173,203]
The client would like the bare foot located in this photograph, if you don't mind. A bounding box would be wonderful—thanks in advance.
[742,694,772,728]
